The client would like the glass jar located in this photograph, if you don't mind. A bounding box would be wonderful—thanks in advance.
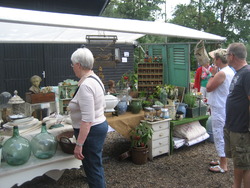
[144,107,154,122]
[160,108,169,119]
[2,126,31,166]
[31,123,58,159]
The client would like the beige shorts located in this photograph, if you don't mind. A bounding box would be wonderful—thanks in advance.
[224,128,250,170]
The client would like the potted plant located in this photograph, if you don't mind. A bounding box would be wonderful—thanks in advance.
[183,93,196,108]
[130,121,154,165]
[154,84,178,106]
[184,93,207,118]
[117,71,138,98]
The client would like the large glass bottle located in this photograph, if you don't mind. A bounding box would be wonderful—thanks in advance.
[2,126,31,166]
[30,123,58,159]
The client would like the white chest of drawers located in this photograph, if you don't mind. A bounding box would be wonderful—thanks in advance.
[143,119,171,160]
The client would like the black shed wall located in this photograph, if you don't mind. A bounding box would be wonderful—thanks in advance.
[0,43,135,98]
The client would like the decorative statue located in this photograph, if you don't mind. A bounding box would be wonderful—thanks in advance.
[29,75,42,94]
[107,80,117,94]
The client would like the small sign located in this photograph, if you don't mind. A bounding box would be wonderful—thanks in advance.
[122,57,127,63]
[124,52,129,57]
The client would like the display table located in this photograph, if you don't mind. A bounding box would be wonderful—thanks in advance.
[106,111,144,139]
[170,115,209,154]
[0,123,81,188]
[0,150,81,188]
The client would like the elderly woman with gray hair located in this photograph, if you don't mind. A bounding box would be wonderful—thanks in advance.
[206,48,235,173]
[68,47,108,188]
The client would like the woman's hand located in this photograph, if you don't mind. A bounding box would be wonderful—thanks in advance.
[74,145,84,160]
[210,65,218,76]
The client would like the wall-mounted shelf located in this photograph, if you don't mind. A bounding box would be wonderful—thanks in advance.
[137,62,163,94]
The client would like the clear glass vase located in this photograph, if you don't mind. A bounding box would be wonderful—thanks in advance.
[31,123,58,159]
[2,126,31,166]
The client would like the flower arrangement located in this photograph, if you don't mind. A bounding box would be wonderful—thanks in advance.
[130,122,153,148]
[117,71,138,91]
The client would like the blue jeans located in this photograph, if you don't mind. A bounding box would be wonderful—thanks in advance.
[74,120,108,188]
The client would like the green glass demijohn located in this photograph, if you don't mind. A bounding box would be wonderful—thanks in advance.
[2,126,31,166]
[31,123,58,159]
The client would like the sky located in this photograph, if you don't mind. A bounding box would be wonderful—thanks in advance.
[159,0,191,20]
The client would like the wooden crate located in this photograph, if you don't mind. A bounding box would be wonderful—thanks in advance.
[26,92,55,104]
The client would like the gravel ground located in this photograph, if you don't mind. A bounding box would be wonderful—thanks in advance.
[14,131,234,188]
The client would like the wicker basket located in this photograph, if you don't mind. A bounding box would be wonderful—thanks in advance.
[57,131,76,154]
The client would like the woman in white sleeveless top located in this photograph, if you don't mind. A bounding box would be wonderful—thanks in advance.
[206,48,235,173]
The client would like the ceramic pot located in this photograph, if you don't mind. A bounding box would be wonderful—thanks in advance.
[104,94,119,112]
[116,101,128,115]
[130,99,142,114]
[176,103,187,118]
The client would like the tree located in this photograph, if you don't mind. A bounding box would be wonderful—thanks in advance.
[102,0,165,21]
[169,0,250,63]
[102,0,166,44]
[169,0,250,44]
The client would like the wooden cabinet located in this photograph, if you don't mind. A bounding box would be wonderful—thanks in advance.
[58,85,78,114]
[144,119,171,160]
[137,62,163,94]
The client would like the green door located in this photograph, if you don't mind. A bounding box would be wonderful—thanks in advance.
[167,44,190,88]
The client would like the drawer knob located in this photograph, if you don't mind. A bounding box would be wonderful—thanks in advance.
[159,142,162,145]
[159,125,162,128]
[159,133,163,137]
[159,151,162,153]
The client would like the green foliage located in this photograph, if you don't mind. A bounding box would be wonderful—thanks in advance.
[142,100,153,108]
[116,70,138,91]
[130,122,154,148]
[169,0,250,44]
[154,84,178,100]
[184,93,197,108]
[102,0,165,21]
[102,0,250,68]
[190,71,195,83]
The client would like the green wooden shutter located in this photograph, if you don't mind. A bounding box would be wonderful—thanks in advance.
[167,44,190,88]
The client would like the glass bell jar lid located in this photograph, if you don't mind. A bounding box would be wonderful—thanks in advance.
[8,90,25,104]
[0,91,12,109]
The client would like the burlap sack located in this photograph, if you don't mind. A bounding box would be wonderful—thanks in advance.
[194,40,210,66]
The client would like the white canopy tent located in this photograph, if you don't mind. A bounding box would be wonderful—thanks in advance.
[0,7,226,44]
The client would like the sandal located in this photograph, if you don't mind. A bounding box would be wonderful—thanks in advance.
[209,165,226,173]
[209,160,220,166]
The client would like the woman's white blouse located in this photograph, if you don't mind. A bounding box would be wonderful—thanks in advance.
[68,74,106,129]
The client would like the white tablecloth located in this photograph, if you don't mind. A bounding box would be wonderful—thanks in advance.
[0,122,81,188]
